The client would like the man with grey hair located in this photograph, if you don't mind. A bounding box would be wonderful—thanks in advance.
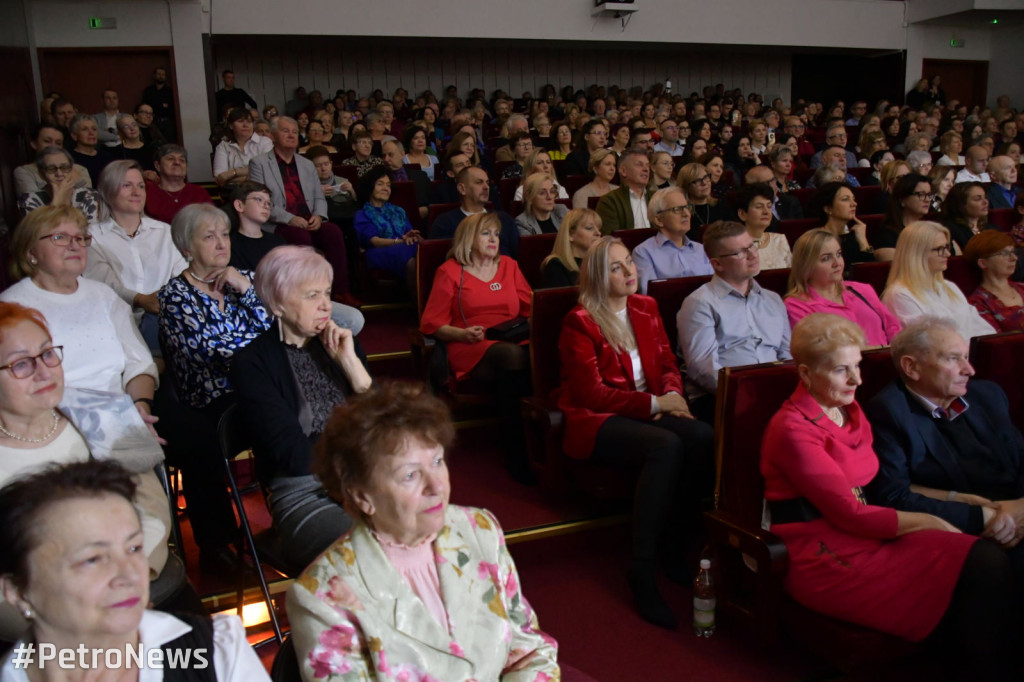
[866,316,1024,574]
[595,148,653,233]
[677,220,791,423]
[986,155,1020,209]
[380,137,430,221]
[365,112,388,147]
[633,187,712,294]
[495,114,530,163]
[809,123,857,170]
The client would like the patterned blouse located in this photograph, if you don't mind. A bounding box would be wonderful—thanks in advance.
[339,155,384,178]
[158,271,273,409]
[968,283,1024,333]
[18,188,100,223]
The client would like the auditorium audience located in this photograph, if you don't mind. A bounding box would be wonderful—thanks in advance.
[401,124,438,179]
[513,150,568,201]
[14,125,90,196]
[676,162,726,233]
[596,149,653,233]
[226,181,287,270]
[420,213,533,482]
[761,313,1017,680]
[882,221,995,339]
[230,246,372,570]
[955,145,991,184]
[540,208,602,288]
[144,144,213,224]
[936,130,965,166]
[928,165,956,213]
[745,165,804,222]
[632,187,712,294]
[297,119,337,155]
[785,229,901,345]
[500,131,535,180]
[735,183,792,269]
[812,181,874,268]
[287,381,558,679]
[249,116,356,305]
[16,147,100,223]
[430,167,519,256]
[572,148,618,209]
[985,155,1020,210]
[649,151,675,190]
[965,231,1024,331]
[67,114,113,186]
[563,118,608,177]
[555,236,713,628]
[515,173,568,236]
[213,107,273,187]
[548,120,575,161]
[767,145,801,192]
[340,129,384,178]
[872,173,933,262]
[113,114,153,171]
[0,460,265,680]
[677,221,791,424]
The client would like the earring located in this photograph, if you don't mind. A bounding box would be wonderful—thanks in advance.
[22,608,31,619]
[29,257,37,265]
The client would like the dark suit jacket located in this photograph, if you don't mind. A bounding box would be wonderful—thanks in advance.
[393,167,431,207]
[562,148,591,179]
[865,379,1024,535]
[230,329,364,486]
[596,185,655,234]
[986,183,1018,211]
[429,208,519,258]
[776,193,804,221]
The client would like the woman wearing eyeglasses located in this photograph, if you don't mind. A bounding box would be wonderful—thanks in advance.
[964,231,1024,332]
[871,173,933,262]
[16,147,100,223]
[675,162,726,234]
[0,206,159,430]
[881,221,995,340]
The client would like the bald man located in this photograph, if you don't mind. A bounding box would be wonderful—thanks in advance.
[986,156,1020,209]
[955,146,991,184]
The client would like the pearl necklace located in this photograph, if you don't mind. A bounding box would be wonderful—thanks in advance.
[187,269,218,284]
[0,410,60,443]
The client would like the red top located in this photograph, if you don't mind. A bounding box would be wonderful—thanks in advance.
[554,295,683,459]
[144,182,213,224]
[420,257,531,380]
[968,282,1024,332]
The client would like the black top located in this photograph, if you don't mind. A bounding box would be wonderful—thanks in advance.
[839,231,874,268]
[540,257,581,289]
[142,83,175,119]
[229,230,287,271]
[537,216,556,234]
[116,144,155,172]
[869,223,901,251]
[70,148,114,186]
[215,88,258,116]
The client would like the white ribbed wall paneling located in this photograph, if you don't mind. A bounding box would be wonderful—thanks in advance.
[213,37,793,110]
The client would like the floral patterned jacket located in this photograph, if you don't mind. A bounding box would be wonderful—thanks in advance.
[287,505,559,682]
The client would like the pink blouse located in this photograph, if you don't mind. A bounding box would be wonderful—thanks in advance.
[376,532,448,631]
[786,280,902,345]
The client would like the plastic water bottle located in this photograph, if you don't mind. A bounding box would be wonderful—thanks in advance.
[693,558,716,637]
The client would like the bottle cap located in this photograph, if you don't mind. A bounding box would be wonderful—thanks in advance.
[700,559,711,569]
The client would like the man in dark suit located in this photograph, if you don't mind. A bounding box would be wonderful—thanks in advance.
[866,317,1024,574]
[596,148,654,233]
[429,166,518,257]
[986,155,1019,210]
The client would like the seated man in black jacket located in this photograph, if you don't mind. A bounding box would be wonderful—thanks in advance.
[866,317,1024,576]
[429,166,518,257]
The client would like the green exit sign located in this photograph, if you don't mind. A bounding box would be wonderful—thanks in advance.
[88,17,117,29]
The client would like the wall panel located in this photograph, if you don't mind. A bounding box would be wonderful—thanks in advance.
[213,37,795,110]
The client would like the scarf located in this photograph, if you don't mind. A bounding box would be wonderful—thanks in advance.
[363,202,407,240]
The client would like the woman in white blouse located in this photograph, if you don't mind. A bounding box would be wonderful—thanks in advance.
[212,107,273,186]
[882,221,996,339]
[736,182,792,270]
[84,160,187,352]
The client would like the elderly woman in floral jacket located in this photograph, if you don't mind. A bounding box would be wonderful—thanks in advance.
[287,381,558,682]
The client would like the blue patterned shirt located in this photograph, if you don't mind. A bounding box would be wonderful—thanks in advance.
[158,271,272,409]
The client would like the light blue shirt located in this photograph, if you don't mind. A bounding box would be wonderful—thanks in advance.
[633,231,713,294]
[677,274,792,399]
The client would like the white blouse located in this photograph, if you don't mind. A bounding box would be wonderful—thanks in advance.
[882,281,996,340]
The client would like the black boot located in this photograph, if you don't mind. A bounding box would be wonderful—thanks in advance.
[628,564,677,629]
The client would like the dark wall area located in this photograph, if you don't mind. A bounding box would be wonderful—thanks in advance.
[791,52,905,110]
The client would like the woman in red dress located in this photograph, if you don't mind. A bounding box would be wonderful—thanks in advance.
[761,312,1018,678]
[555,237,714,629]
[419,212,533,483]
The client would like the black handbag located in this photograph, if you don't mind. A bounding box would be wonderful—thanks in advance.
[485,316,530,343]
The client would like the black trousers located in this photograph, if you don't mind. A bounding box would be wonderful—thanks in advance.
[592,414,714,571]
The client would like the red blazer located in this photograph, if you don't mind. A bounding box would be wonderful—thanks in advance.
[554,295,683,459]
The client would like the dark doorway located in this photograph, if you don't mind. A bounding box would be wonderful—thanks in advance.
[921,59,988,109]
[791,51,905,112]
[37,47,179,141]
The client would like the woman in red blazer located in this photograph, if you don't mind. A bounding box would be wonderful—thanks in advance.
[554,236,714,629]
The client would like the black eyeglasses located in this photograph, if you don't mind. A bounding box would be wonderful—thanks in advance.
[658,205,690,215]
[717,243,760,259]
[43,164,73,175]
[0,346,64,379]
[930,243,953,256]
[910,191,936,200]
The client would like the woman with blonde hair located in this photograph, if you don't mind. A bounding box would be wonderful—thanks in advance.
[881,221,995,339]
[857,129,888,167]
[676,161,725,232]
[515,173,568,236]
[540,208,602,288]
[785,229,901,345]
[420,212,534,482]
[513,149,568,201]
[572,148,618,209]
[936,130,965,166]
[649,151,675,190]
[555,236,713,628]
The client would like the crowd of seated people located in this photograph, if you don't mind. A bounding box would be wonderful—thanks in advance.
[5,78,1024,679]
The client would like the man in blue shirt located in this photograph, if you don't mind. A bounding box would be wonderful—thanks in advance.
[633,187,713,294]
[677,221,792,423]
[986,156,1019,210]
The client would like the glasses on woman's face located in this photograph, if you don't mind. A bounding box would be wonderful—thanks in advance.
[911,191,935,201]
[39,232,92,247]
[43,164,73,176]
[930,243,953,256]
[694,175,712,185]
[0,346,64,379]
[990,248,1018,260]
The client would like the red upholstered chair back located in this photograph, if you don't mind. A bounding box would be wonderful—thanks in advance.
[647,275,713,353]
[989,208,1017,232]
[970,332,1024,431]
[415,239,453,317]
[944,256,980,296]
[390,181,421,229]
[552,160,567,185]
[614,227,657,252]
[789,187,817,214]
[853,185,883,209]
[756,268,791,298]
[499,177,520,210]
[565,174,589,197]
[860,213,884,232]
[847,167,874,185]
[518,234,557,289]
[778,218,821,247]
[793,168,815,187]
[847,261,891,296]
[529,286,581,401]
[587,195,600,210]
[335,165,359,185]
